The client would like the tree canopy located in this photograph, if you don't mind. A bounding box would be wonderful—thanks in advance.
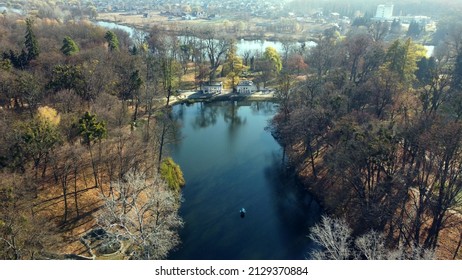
[61,36,80,56]
[104,31,119,52]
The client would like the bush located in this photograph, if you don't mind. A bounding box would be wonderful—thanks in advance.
[160,157,185,193]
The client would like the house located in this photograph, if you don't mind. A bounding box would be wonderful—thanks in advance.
[201,81,223,94]
[236,80,256,94]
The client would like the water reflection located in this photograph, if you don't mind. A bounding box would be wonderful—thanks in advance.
[191,102,219,129]
[223,102,247,142]
[169,101,321,260]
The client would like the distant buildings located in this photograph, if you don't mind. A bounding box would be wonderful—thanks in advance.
[375,4,394,20]
[372,3,433,26]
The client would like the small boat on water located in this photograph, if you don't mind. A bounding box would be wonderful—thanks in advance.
[240,208,246,218]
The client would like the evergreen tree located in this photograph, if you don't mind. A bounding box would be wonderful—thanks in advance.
[78,112,107,146]
[385,39,426,85]
[24,18,39,61]
[60,36,79,56]
[407,21,423,37]
[416,57,437,85]
[452,52,462,90]
[104,31,119,52]
[390,19,402,34]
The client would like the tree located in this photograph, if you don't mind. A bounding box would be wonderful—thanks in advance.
[280,37,295,64]
[48,64,83,92]
[16,71,44,116]
[97,171,183,259]
[407,21,423,38]
[60,36,79,56]
[200,29,230,81]
[104,31,119,52]
[48,61,105,103]
[452,52,462,90]
[222,41,246,91]
[390,19,402,34]
[24,18,39,61]
[309,216,352,260]
[118,69,143,121]
[256,47,282,87]
[384,39,426,85]
[0,176,56,259]
[416,56,437,86]
[78,112,106,147]
[263,46,282,74]
[2,18,39,69]
[286,54,308,75]
[344,33,373,82]
[160,157,185,193]
[308,35,337,78]
[309,216,435,260]
[78,112,107,189]
[16,106,61,182]
[369,21,390,42]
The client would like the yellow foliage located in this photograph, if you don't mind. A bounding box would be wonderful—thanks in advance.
[413,43,427,59]
[37,106,60,126]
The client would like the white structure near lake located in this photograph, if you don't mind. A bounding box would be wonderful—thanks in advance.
[236,80,257,94]
[200,81,223,94]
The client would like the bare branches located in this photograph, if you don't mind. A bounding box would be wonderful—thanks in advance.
[309,216,435,260]
[309,216,352,260]
[97,171,183,259]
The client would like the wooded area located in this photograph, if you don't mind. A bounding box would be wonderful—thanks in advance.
[269,16,462,259]
[1,0,462,260]
[0,13,188,259]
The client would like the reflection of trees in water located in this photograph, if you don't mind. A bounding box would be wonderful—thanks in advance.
[172,103,186,122]
[263,151,321,234]
[250,101,277,115]
[170,104,186,151]
[179,102,277,131]
[191,102,219,129]
[223,101,247,140]
[157,107,182,160]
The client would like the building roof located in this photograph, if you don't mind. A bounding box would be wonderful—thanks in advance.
[237,80,254,86]
[201,81,223,87]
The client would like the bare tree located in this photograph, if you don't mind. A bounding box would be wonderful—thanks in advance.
[198,28,230,82]
[309,216,352,260]
[309,216,435,260]
[97,171,183,259]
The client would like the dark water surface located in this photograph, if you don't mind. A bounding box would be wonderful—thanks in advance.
[168,101,322,260]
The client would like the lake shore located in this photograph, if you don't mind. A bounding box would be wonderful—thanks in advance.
[169,90,277,105]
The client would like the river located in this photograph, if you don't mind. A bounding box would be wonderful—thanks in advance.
[168,101,322,259]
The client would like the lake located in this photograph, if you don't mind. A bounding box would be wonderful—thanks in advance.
[168,101,322,260]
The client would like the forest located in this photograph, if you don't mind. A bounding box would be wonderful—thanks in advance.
[0,13,189,259]
[1,0,462,260]
[269,16,462,260]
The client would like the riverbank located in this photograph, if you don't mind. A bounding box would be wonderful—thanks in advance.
[169,90,277,105]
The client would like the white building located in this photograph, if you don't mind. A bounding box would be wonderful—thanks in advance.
[200,81,223,94]
[375,4,394,20]
[236,80,257,94]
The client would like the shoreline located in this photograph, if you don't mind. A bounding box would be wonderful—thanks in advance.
[169,91,277,106]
